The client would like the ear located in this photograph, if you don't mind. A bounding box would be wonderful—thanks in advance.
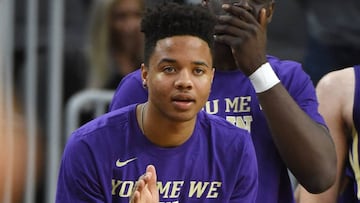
[266,2,275,23]
[211,68,215,84]
[141,63,148,86]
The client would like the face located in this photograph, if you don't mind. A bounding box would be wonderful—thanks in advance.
[110,0,144,50]
[142,36,214,122]
[204,0,272,20]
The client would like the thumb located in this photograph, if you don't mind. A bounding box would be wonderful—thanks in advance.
[146,165,157,193]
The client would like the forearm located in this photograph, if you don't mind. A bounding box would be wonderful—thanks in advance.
[257,84,336,193]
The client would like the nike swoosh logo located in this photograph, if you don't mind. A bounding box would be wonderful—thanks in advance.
[116,157,137,167]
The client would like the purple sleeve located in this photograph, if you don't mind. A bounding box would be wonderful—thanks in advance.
[109,69,148,111]
[55,135,109,203]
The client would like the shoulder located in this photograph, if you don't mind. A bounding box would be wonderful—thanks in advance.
[316,67,355,116]
[68,104,137,145]
[267,55,307,79]
[316,67,355,131]
[317,67,354,92]
[109,69,147,110]
[115,69,142,88]
[267,55,316,95]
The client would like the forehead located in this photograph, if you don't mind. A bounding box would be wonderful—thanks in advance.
[113,0,143,12]
[149,36,212,65]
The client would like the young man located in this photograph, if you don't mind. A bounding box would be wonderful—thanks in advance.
[109,0,337,202]
[56,3,258,203]
[297,65,360,202]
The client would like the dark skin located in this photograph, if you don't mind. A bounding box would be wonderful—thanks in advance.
[203,0,337,193]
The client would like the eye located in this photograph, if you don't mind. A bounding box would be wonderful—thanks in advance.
[163,66,176,73]
[193,67,205,75]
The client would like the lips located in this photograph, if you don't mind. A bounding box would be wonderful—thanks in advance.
[172,94,195,102]
[171,94,195,110]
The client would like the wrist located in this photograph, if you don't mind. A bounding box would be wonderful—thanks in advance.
[249,62,280,93]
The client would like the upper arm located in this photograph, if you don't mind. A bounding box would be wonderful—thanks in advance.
[316,68,354,143]
[56,138,106,203]
[297,68,354,202]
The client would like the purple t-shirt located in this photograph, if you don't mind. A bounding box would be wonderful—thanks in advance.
[338,65,360,203]
[109,55,326,203]
[56,105,258,203]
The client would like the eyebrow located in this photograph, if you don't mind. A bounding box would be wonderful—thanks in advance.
[158,58,210,68]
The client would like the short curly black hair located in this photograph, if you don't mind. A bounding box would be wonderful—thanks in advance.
[141,2,216,65]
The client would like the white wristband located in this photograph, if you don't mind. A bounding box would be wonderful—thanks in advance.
[249,62,280,93]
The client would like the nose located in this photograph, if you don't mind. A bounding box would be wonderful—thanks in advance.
[174,70,193,90]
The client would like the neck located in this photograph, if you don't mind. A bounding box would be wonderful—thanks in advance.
[137,103,196,147]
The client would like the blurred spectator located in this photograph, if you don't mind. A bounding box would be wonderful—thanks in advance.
[296,0,360,85]
[0,88,43,203]
[14,0,91,131]
[87,0,145,89]
[145,0,186,8]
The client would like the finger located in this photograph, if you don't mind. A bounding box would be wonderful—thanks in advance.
[137,179,146,191]
[137,171,152,183]
[131,191,140,203]
[258,8,268,28]
[217,15,252,31]
[147,165,156,180]
[214,35,243,47]
[146,165,157,194]
[222,4,258,24]
[214,24,241,36]
[214,22,256,39]
[131,178,146,199]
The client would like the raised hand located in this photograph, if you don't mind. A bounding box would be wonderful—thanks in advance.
[214,3,268,75]
[130,165,159,203]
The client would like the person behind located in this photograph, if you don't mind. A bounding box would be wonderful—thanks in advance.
[295,0,360,85]
[56,2,258,202]
[0,90,27,203]
[0,87,43,203]
[296,65,360,202]
[87,0,145,89]
[108,0,337,202]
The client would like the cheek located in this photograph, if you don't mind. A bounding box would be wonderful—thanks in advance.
[148,76,172,96]
[195,78,213,97]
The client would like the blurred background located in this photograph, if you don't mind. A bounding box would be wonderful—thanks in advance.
[0,0,326,202]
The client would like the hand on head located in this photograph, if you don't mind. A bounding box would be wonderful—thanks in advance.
[211,2,272,74]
